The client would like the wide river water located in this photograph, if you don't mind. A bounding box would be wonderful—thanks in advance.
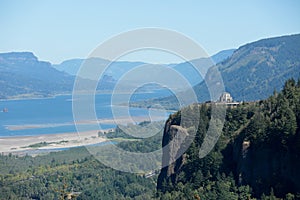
[0,90,173,137]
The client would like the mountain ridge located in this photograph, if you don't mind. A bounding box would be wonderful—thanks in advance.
[215,33,300,101]
[139,33,300,109]
[53,49,235,78]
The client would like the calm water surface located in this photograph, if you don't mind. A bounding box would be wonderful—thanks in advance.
[0,91,173,137]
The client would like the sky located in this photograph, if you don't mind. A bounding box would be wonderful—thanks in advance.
[0,0,299,64]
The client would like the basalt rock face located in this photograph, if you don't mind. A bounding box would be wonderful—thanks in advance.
[161,125,188,176]
[157,113,189,191]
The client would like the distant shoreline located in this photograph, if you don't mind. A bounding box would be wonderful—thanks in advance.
[0,89,172,101]
[0,93,70,102]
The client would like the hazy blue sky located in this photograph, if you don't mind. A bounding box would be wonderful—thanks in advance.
[0,0,299,64]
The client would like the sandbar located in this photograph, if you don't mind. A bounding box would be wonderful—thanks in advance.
[0,130,109,153]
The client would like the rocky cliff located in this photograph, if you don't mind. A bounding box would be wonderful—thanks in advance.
[157,114,188,191]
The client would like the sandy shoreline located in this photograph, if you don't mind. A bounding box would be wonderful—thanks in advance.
[0,130,109,153]
[0,116,168,154]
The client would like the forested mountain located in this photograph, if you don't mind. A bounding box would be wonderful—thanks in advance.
[195,34,300,102]
[157,79,300,199]
[0,52,74,99]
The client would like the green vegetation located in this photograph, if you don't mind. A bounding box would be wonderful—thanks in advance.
[157,79,300,199]
[0,147,156,200]
[104,121,164,153]
[22,140,69,148]
[117,130,163,153]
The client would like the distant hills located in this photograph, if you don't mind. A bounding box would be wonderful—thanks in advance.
[0,52,74,99]
[0,50,228,99]
[53,49,235,79]
[169,49,235,86]
[53,49,235,86]
[0,48,234,99]
[53,58,145,80]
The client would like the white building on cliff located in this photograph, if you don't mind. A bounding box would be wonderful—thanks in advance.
[219,92,233,103]
[217,92,240,107]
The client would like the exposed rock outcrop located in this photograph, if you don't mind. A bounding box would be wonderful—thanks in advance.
[157,113,189,190]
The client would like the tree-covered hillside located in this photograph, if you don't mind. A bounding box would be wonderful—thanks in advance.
[157,79,300,199]
[196,34,300,102]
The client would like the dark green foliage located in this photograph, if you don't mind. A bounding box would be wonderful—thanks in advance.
[105,120,164,153]
[158,79,300,199]
[117,131,163,153]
